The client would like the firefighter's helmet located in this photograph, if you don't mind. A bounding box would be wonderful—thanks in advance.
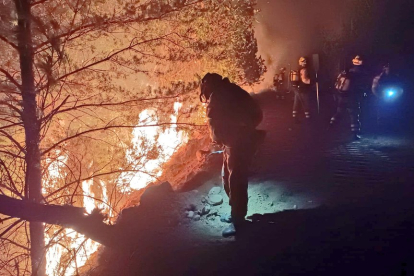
[352,55,363,66]
[200,73,223,103]
[299,57,307,66]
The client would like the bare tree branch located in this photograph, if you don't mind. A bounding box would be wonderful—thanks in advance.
[30,0,49,7]
[45,168,160,201]
[40,94,181,124]
[41,122,205,156]
[0,35,18,50]
[0,69,21,91]
[0,150,24,160]
[0,194,116,247]
[0,159,23,198]
[34,0,205,51]
[51,35,171,86]
[0,131,25,153]
[0,219,23,238]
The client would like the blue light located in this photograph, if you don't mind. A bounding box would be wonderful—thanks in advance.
[387,90,395,97]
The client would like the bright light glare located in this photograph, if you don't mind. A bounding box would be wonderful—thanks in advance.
[387,90,395,97]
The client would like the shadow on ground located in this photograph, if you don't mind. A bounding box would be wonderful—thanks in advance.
[95,195,414,276]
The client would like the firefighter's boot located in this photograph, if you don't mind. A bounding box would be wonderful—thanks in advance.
[222,223,237,237]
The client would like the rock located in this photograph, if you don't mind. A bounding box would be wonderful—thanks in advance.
[187,211,194,218]
[139,182,173,207]
[193,215,201,221]
[186,204,196,211]
[199,205,211,216]
[207,194,223,206]
[201,197,207,203]
[208,187,222,196]
[206,211,218,218]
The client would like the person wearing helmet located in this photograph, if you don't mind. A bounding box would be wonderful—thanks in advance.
[292,57,312,123]
[200,73,264,237]
[273,67,287,100]
[329,55,368,140]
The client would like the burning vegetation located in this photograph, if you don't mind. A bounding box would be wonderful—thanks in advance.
[0,0,265,275]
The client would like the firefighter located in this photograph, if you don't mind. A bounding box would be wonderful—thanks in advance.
[292,57,312,123]
[200,73,264,237]
[329,55,367,140]
[371,63,403,128]
[273,67,287,100]
[372,63,402,97]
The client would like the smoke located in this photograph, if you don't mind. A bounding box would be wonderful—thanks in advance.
[253,0,342,90]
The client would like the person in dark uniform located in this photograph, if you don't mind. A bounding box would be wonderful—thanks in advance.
[292,57,312,123]
[273,67,287,100]
[372,63,402,98]
[371,63,403,128]
[329,55,368,140]
[200,73,264,237]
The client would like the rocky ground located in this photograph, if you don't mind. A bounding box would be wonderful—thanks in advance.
[89,90,414,276]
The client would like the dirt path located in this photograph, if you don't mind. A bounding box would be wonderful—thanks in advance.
[92,91,414,276]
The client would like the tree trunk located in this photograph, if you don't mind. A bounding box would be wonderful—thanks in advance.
[0,195,117,247]
[14,0,45,275]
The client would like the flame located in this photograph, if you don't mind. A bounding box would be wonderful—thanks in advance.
[121,101,187,190]
[45,229,99,276]
[45,155,103,275]
[82,179,95,214]
[43,101,187,274]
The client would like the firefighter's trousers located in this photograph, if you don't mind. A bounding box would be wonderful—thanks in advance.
[275,83,285,99]
[221,130,257,223]
[292,86,311,119]
[330,93,361,133]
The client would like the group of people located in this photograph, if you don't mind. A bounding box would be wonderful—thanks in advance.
[274,55,402,140]
[198,55,403,237]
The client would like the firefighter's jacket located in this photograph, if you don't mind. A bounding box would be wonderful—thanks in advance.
[347,65,368,96]
[206,80,263,146]
[298,66,312,90]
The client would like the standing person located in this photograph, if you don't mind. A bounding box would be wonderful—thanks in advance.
[329,55,367,140]
[372,63,402,98]
[200,73,264,237]
[371,63,403,128]
[273,67,287,100]
[292,57,312,123]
